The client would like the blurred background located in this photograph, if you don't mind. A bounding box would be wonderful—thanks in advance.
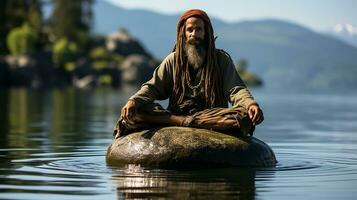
[1,0,357,91]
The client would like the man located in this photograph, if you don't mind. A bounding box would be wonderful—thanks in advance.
[114,9,263,138]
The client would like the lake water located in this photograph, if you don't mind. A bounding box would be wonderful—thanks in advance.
[1,87,357,199]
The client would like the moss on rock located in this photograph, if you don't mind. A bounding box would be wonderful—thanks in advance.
[106,127,276,168]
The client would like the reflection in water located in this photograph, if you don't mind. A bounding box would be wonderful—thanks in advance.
[7,88,43,147]
[1,88,357,199]
[0,88,119,198]
[51,88,90,144]
[1,88,43,171]
[1,88,86,158]
[0,89,9,147]
[112,165,261,199]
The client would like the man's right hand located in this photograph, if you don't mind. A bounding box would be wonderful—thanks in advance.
[120,99,138,123]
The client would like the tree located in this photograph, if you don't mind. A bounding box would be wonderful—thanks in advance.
[51,0,93,41]
[52,37,78,71]
[0,0,42,54]
[7,23,38,55]
[236,59,248,74]
[235,59,263,87]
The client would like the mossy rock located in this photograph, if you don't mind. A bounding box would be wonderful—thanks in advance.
[106,127,277,168]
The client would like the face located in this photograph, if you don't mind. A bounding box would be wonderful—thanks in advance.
[185,17,205,45]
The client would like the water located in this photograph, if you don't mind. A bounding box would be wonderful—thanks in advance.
[1,88,357,199]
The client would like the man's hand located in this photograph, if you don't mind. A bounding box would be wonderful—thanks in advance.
[120,99,138,123]
[248,104,264,125]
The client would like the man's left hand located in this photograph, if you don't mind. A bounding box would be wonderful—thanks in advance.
[248,104,264,125]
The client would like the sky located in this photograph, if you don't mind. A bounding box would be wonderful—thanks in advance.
[107,0,357,32]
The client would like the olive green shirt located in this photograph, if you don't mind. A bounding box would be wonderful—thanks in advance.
[129,50,257,110]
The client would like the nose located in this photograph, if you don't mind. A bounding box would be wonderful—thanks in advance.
[191,29,197,37]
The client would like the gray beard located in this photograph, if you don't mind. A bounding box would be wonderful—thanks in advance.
[184,43,206,70]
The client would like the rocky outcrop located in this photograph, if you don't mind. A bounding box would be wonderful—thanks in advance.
[120,54,155,87]
[2,51,68,88]
[0,57,10,86]
[106,29,152,58]
[106,127,277,168]
[4,54,38,87]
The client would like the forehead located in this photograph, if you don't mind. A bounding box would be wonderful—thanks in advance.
[185,17,205,28]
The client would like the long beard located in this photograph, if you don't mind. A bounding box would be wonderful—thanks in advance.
[184,42,207,70]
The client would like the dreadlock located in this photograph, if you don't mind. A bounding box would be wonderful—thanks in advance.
[169,19,227,109]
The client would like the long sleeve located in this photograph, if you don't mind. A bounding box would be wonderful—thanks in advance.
[219,51,258,109]
[129,53,175,104]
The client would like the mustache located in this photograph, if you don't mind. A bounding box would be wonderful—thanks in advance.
[187,37,204,44]
[185,41,207,51]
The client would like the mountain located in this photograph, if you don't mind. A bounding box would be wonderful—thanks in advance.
[94,1,357,91]
[327,23,357,48]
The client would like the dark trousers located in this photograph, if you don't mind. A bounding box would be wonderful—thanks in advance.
[114,102,254,138]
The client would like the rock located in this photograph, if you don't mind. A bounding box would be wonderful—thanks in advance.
[106,29,152,58]
[4,54,38,87]
[30,51,56,88]
[120,54,155,86]
[3,52,55,88]
[0,57,10,86]
[106,127,277,168]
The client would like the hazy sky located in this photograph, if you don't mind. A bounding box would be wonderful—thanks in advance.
[107,0,357,32]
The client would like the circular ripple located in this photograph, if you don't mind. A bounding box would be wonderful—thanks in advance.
[255,145,357,184]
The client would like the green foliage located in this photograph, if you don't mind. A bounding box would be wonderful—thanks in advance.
[76,30,92,53]
[53,38,78,71]
[1,0,42,54]
[236,59,247,74]
[118,27,129,35]
[27,1,43,32]
[6,23,38,55]
[89,47,124,71]
[98,75,112,85]
[235,59,263,86]
[90,47,111,60]
[65,62,76,72]
[92,61,109,71]
[113,55,125,66]
[90,47,110,70]
[51,0,93,40]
